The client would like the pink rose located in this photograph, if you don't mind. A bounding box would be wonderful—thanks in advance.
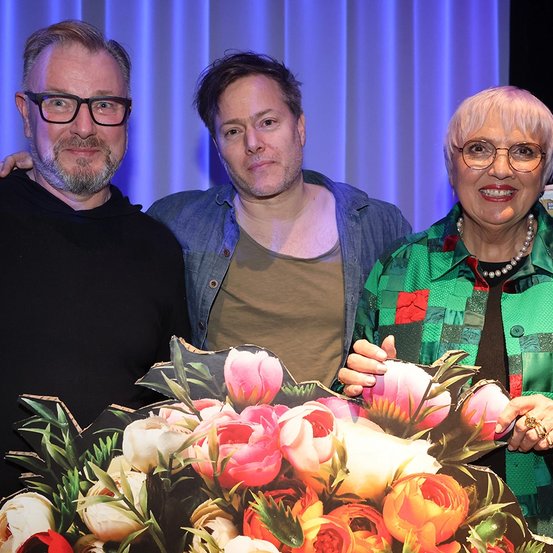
[316,396,368,422]
[362,360,451,432]
[224,348,283,409]
[191,404,282,488]
[459,381,513,440]
[278,401,336,473]
[158,399,235,427]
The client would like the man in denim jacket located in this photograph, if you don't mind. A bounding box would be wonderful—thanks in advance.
[147,52,410,386]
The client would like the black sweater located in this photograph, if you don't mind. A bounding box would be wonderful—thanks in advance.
[0,170,189,497]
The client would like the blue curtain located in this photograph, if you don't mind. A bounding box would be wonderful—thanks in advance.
[0,0,508,231]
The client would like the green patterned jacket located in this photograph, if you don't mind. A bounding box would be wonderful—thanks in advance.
[354,201,553,513]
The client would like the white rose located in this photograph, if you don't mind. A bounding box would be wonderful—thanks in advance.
[189,499,238,553]
[190,518,238,553]
[73,534,105,552]
[122,415,191,473]
[335,419,441,503]
[296,418,441,504]
[224,536,280,553]
[80,471,146,542]
[0,492,54,553]
[105,454,132,475]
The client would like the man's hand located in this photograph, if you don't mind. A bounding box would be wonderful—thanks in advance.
[337,335,396,397]
[0,151,33,177]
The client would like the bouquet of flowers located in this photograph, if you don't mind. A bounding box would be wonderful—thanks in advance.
[1,337,552,553]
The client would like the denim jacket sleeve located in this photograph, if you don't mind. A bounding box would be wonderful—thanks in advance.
[147,184,239,348]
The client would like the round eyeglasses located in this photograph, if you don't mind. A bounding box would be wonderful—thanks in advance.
[458,140,545,173]
[25,91,132,126]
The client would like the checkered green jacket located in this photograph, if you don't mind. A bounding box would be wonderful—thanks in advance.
[354,201,553,505]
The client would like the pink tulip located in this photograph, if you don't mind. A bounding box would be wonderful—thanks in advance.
[224,348,283,409]
[362,360,451,431]
[191,405,282,489]
[459,382,513,440]
[278,401,336,473]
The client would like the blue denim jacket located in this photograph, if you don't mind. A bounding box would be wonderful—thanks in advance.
[147,170,411,365]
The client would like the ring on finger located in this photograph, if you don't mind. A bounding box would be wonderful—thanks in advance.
[536,424,548,440]
[525,416,548,440]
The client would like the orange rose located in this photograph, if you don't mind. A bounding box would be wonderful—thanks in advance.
[382,473,469,553]
[329,504,392,552]
[291,487,323,524]
[292,515,354,553]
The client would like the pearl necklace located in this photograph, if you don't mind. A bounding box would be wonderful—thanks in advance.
[456,213,536,279]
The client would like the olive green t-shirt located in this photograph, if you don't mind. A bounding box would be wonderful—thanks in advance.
[207,228,345,387]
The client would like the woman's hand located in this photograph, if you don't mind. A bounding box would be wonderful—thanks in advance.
[0,151,33,177]
[496,394,553,452]
[336,335,396,397]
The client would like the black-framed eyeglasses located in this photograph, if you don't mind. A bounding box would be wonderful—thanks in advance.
[24,91,132,126]
[457,140,545,173]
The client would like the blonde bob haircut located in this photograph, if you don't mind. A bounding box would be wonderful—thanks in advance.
[444,86,553,187]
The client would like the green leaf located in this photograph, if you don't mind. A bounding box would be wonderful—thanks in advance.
[42,433,72,470]
[171,337,191,395]
[117,526,149,553]
[54,467,80,532]
[280,382,317,401]
[118,467,134,503]
[161,372,196,409]
[5,452,45,473]
[89,463,119,494]
[250,491,304,548]
[18,397,71,428]
[515,541,546,553]
[470,512,508,544]
[183,527,223,553]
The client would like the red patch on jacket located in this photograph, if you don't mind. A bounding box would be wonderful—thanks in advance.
[465,256,488,291]
[443,234,459,252]
[395,289,429,324]
[509,374,522,398]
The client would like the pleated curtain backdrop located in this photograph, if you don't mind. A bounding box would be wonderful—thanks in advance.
[0,0,508,230]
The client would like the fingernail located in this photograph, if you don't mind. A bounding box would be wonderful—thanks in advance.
[363,376,376,387]
[495,424,502,433]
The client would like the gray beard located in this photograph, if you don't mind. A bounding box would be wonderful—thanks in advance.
[30,137,119,196]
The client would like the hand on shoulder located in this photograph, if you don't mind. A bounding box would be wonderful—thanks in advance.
[0,151,33,177]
